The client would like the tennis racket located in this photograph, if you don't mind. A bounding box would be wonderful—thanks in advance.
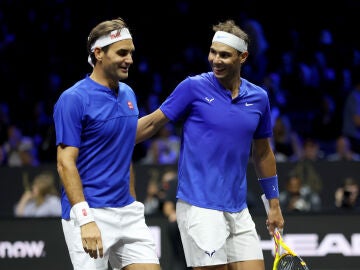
[261,194,310,270]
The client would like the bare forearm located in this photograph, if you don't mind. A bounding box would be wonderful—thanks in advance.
[136,116,158,143]
[136,109,169,144]
[252,139,277,178]
[14,192,32,216]
[57,145,85,206]
[254,152,276,177]
[57,161,85,206]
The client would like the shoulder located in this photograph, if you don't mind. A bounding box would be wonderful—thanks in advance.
[119,81,134,92]
[119,82,136,97]
[58,78,89,101]
[189,72,214,82]
[178,72,215,88]
[242,78,268,97]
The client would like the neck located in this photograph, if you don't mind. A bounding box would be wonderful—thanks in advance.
[221,77,241,99]
[90,71,119,94]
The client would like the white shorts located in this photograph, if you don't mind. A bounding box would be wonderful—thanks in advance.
[62,201,159,270]
[176,200,263,267]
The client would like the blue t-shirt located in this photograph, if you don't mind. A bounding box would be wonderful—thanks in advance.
[160,72,272,212]
[53,75,137,219]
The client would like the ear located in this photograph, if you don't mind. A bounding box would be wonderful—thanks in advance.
[93,47,104,61]
[240,51,249,63]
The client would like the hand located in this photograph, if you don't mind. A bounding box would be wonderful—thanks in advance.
[15,190,35,216]
[266,205,284,236]
[334,188,344,207]
[168,212,177,222]
[21,190,34,202]
[80,221,103,259]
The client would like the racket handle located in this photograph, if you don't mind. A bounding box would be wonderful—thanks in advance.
[261,194,285,255]
[261,194,270,214]
[261,194,284,235]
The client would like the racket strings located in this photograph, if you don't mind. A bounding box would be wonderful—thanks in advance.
[277,254,309,270]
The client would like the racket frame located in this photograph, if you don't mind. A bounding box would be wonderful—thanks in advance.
[261,194,309,270]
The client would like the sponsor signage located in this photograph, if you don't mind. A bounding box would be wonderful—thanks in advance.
[0,215,359,270]
[0,241,45,258]
[260,233,360,256]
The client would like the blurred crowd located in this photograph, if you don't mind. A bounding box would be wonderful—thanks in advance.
[1,1,360,167]
[2,4,359,269]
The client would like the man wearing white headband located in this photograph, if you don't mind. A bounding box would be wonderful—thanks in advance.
[137,19,284,270]
[53,17,160,270]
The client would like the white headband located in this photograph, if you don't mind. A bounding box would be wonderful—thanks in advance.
[88,28,132,67]
[90,28,132,51]
[212,31,247,52]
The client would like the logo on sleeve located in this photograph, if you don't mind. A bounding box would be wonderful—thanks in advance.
[127,101,134,109]
[205,97,215,103]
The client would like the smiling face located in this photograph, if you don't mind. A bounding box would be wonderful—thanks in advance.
[208,42,240,77]
[94,39,135,82]
[208,42,248,87]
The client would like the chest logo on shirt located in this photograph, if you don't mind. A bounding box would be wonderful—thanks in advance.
[127,101,134,109]
[205,97,215,103]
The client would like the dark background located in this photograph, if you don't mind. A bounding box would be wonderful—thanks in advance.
[1,1,360,160]
[1,161,359,217]
[1,214,359,270]
[1,2,360,270]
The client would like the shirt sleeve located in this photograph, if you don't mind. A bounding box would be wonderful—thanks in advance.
[160,77,195,122]
[53,92,84,147]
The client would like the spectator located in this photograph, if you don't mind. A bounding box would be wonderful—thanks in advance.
[2,124,39,167]
[326,136,360,161]
[334,177,360,210]
[141,123,180,165]
[271,114,302,162]
[14,171,61,217]
[311,94,342,155]
[279,174,322,213]
[158,168,189,270]
[144,179,160,216]
[301,137,325,161]
[291,138,324,193]
[261,72,288,124]
[159,168,178,219]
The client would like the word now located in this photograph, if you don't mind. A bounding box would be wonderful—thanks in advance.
[0,241,45,258]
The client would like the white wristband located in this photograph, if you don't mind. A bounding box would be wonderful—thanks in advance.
[72,201,95,226]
